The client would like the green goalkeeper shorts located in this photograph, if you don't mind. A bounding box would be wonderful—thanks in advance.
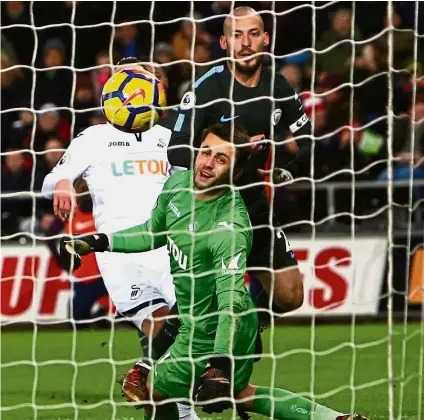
[150,311,258,400]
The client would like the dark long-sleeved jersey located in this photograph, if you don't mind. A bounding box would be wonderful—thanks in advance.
[161,63,312,208]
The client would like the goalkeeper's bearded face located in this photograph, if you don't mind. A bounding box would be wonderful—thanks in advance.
[194,134,237,191]
[221,12,269,75]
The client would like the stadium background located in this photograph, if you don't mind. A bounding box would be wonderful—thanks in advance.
[1,1,423,419]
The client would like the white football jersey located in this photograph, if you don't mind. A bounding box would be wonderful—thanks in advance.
[42,123,172,232]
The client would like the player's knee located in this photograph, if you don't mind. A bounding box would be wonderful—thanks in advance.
[273,268,304,312]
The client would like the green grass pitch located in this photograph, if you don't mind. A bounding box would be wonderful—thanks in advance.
[1,323,422,419]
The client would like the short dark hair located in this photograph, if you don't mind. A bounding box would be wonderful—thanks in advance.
[200,123,251,169]
[116,56,140,67]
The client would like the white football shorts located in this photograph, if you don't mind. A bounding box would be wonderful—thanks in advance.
[95,246,175,328]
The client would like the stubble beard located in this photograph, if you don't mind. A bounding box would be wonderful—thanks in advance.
[228,48,264,76]
[193,168,231,193]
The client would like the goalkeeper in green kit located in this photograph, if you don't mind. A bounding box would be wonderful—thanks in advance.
[60,123,368,420]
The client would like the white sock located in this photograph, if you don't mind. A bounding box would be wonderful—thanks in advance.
[177,403,200,420]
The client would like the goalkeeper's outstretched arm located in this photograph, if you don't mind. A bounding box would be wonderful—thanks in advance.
[59,186,169,271]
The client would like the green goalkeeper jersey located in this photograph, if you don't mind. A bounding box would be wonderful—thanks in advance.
[110,170,254,355]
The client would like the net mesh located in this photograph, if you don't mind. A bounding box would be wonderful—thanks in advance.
[1,1,424,419]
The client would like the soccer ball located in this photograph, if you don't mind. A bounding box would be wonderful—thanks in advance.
[101,67,167,132]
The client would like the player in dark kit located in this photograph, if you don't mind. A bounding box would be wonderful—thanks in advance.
[118,6,311,408]
[118,5,310,400]
[162,6,311,314]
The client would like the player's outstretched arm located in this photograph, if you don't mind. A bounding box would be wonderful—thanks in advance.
[58,189,168,271]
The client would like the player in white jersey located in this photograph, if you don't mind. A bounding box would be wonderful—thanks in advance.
[42,122,176,328]
[42,120,200,420]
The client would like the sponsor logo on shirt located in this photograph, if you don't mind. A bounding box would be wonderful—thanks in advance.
[169,202,181,217]
[180,91,196,110]
[157,138,166,148]
[167,236,187,270]
[220,115,239,123]
[221,252,243,275]
[108,141,130,147]
[111,160,168,176]
[271,109,282,126]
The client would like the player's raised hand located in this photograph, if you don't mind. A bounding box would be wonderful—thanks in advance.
[257,167,294,184]
[53,179,77,222]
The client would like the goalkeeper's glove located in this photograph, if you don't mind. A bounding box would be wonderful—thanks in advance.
[193,355,232,414]
[58,234,109,272]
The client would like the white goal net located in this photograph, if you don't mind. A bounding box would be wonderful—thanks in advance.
[1,1,423,420]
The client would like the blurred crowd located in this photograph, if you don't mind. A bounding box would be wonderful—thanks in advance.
[1,1,424,236]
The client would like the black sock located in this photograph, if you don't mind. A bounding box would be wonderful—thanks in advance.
[151,303,180,359]
[137,329,151,358]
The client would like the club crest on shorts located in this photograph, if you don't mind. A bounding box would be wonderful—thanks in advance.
[130,285,141,300]
[272,109,282,126]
